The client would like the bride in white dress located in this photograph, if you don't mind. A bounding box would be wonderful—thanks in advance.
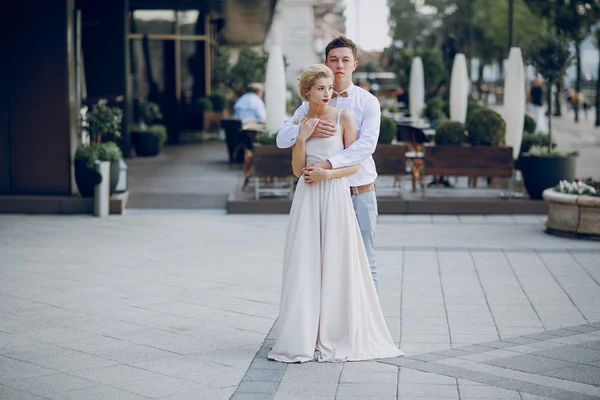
[268,64,403,363]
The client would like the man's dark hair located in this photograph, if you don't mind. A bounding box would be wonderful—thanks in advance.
[325,36,358,61]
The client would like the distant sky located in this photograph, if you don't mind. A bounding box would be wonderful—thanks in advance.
[344,0,391,52]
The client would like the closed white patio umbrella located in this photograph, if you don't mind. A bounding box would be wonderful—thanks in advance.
[504,47,526,161]
[409,56,425,121]
[265,45,287,134]
[449,53,469,124]
[501,47,526,199]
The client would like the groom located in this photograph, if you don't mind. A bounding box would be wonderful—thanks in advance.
[276,36,382,292]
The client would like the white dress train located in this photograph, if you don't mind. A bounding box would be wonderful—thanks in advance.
[268,111,404,363]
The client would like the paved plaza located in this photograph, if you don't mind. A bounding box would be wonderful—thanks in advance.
[1,212,600,399]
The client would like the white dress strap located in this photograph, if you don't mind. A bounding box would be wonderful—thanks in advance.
[337,109,342,126]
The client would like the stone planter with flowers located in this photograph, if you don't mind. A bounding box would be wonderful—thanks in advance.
[543,179,600,239]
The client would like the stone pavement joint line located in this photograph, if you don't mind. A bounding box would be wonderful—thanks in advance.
[234,322,600,400]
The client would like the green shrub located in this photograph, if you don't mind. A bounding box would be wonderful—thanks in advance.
[378,115,397,144]
[434,121,466,145]
[466,98,484,125]
[520,132,554,154]
[131,123,168,146]
[97,142,123,162]
[424,97,446,122]
[523,114,536,133]
[466,108,506,146]
[74,142,122,167]
[209,92,227,112]
[525,145,578,157]
[137,102,163,125]
[196,97,213,112]
[86,102,123,143]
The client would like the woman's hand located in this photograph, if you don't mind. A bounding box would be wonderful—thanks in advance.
[303,166,330,184]
[298,117,319,142]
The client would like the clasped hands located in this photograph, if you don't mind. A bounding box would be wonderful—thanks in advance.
[303,161,333,184]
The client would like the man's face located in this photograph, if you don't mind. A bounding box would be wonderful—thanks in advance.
[325,47,358,83]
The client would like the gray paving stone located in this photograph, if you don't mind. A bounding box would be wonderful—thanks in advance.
[0,356,56,381]
[70,364,165,385]
[487,353,577,373]
[4,373,96,398]
[29,351,119,373]
[519,394,558,400]
[531,345,600,364]
[478,341,515,349]
[458,383,521,399]
[231,393,273,400]
[546,328,584,337]
[236,380,279,394]
[397,383,459,398]
[336,383,397,397]
[455,344,492,354]
[249,358,287,370]
[433,349,472,358]
[61,385,151,400]
[399,368,456,385]
[112,376,211,399]
[243,368,285,382]
[274,395,333,400]
[275,382,338,397]
[541,364,600,386]
[563,325,600,333]
[502,337,540,345]
[0,384,46,400]
[523,333,565,341]
[339,370,396,384]
[491,379,597,400]
[576,340,600,350]
[406,353,448,362]
[343,361,397,373]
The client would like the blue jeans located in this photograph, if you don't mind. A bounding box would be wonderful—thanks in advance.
[351,190,378,292]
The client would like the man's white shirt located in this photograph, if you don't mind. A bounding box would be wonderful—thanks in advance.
[276,83,381,187]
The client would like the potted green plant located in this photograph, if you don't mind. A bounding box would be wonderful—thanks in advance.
[521,34,577,200]
[205,92,228,132]
[131,102,167,157]
[131,124,167,157]
[74,102,123,197]
[543,178,600,239]
[74,142,123,197]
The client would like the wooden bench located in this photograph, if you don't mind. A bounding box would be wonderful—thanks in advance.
[423,145,513,196]
[252,144,295,200]
[372,143,408,188]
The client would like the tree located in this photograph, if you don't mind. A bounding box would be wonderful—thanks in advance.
[524,34,573,153]
[389,48,446,97]
[388,0,438,48]
[524,0,600,120]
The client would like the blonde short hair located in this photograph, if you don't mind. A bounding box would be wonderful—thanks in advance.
[298,64,334,101]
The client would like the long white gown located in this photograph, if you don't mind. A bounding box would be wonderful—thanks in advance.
[268,112,404,363]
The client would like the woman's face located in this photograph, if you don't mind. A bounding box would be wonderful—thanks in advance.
[307,77,333,105]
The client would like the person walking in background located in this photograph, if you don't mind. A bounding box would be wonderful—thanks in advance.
[530,77,547,133]
[233,82,266,122]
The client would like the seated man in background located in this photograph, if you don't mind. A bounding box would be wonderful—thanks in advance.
[234,82,267,122]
